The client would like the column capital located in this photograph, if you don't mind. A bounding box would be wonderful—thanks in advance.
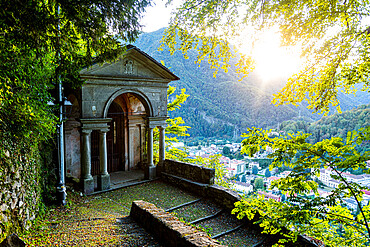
[81,129,92,135]
[147,116,168,129]
[80,118,112,132]
[99,128,110,134]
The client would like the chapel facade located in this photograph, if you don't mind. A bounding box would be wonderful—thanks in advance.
[63,45,179,194]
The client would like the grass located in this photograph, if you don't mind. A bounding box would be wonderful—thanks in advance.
[170,200,221,222]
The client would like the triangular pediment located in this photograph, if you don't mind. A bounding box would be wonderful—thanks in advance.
[80,45,179,81]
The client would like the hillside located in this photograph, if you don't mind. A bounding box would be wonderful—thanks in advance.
[134,28,369,139]
[279,104,370,144]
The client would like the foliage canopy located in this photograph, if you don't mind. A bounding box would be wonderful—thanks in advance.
[233,127,370,246]
[163,0,370,114]
[0,0,151,238]
[0,0,152,148]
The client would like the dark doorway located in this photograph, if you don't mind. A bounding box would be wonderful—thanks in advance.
[107,102,125,173]
[91,102,125,176]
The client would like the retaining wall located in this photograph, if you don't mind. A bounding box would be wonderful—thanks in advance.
[159,159,241,211]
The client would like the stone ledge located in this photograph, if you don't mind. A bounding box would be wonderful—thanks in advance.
[206,184,241,211]
[160,159,215,185]
[130,200,225,247]
[161,172,208,196]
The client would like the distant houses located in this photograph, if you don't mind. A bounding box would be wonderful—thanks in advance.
[185,142,370,213]
[258,191,281,202]
[318,167,370,188]
[225,159,247,177]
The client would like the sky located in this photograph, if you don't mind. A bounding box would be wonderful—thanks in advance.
[141,0,177,33]
[139,1,370,83]
[139,0,301,82]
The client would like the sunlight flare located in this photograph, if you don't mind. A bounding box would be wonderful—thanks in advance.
[238,29,303,83]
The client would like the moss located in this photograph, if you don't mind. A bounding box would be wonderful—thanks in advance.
[0,139,56,243]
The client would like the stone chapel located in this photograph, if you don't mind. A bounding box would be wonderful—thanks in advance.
[63,45,179,194]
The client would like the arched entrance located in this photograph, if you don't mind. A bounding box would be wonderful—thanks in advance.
[91,92,147,176]
[107,102,125,173]
[75,45,179,195]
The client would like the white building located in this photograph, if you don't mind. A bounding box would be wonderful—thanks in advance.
[319,167,368,188]
[233,181,253,194]
[230,159,247,174]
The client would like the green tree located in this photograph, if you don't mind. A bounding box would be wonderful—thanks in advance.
[153,86,190,163]
[281,194,286,202]
[192,154,231,188]
[265,169,271,178]
[252,165,259,175]
[254,177,264,190]
[222,146,231,156]
[1,0,153,159]
[163,0,370,114]
[163,2,370,245]
[0,0,151,240]
[233,127,370,246]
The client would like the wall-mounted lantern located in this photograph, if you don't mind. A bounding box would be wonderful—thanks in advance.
[92,105,97,117]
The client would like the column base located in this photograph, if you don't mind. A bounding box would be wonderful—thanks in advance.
[156,162,163,177]
[97,174,110,191]
[82,178,94,195]
[145,166,157,180]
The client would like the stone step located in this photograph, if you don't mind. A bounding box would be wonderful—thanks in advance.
[168,198,266,246]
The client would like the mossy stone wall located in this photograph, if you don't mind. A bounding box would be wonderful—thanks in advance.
[0,143,55,242]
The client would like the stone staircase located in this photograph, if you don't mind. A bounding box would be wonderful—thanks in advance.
[164,198,266,247]
[23,188,266,246]
[22,178,318,246]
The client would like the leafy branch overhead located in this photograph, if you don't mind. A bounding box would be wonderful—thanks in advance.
[163,0,370,114]
[233,126,370,246]
[0,0,152,145]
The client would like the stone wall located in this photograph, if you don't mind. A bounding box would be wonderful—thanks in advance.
[0,147,47,241]
[130,200,225,247]
[159,159,215,185]
[159,159,240,211]
[158,159,317,246]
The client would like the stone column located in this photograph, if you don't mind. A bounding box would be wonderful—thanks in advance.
[158,126,165,166]
[145,126,156,180]
[97,129,110,191]
[128,123,136,170]
[138,124,143,168]
[81,129,94,194]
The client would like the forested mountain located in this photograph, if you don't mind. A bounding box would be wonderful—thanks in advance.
[134,28,369,139]
[279,104,370,145]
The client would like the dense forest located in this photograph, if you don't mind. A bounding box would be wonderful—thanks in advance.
[134,29,369,139]
[279,104,370,149]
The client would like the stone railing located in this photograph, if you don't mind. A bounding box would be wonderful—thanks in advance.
[158,159,215,184]
[157,159,318,247]
[158,159,241,211]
